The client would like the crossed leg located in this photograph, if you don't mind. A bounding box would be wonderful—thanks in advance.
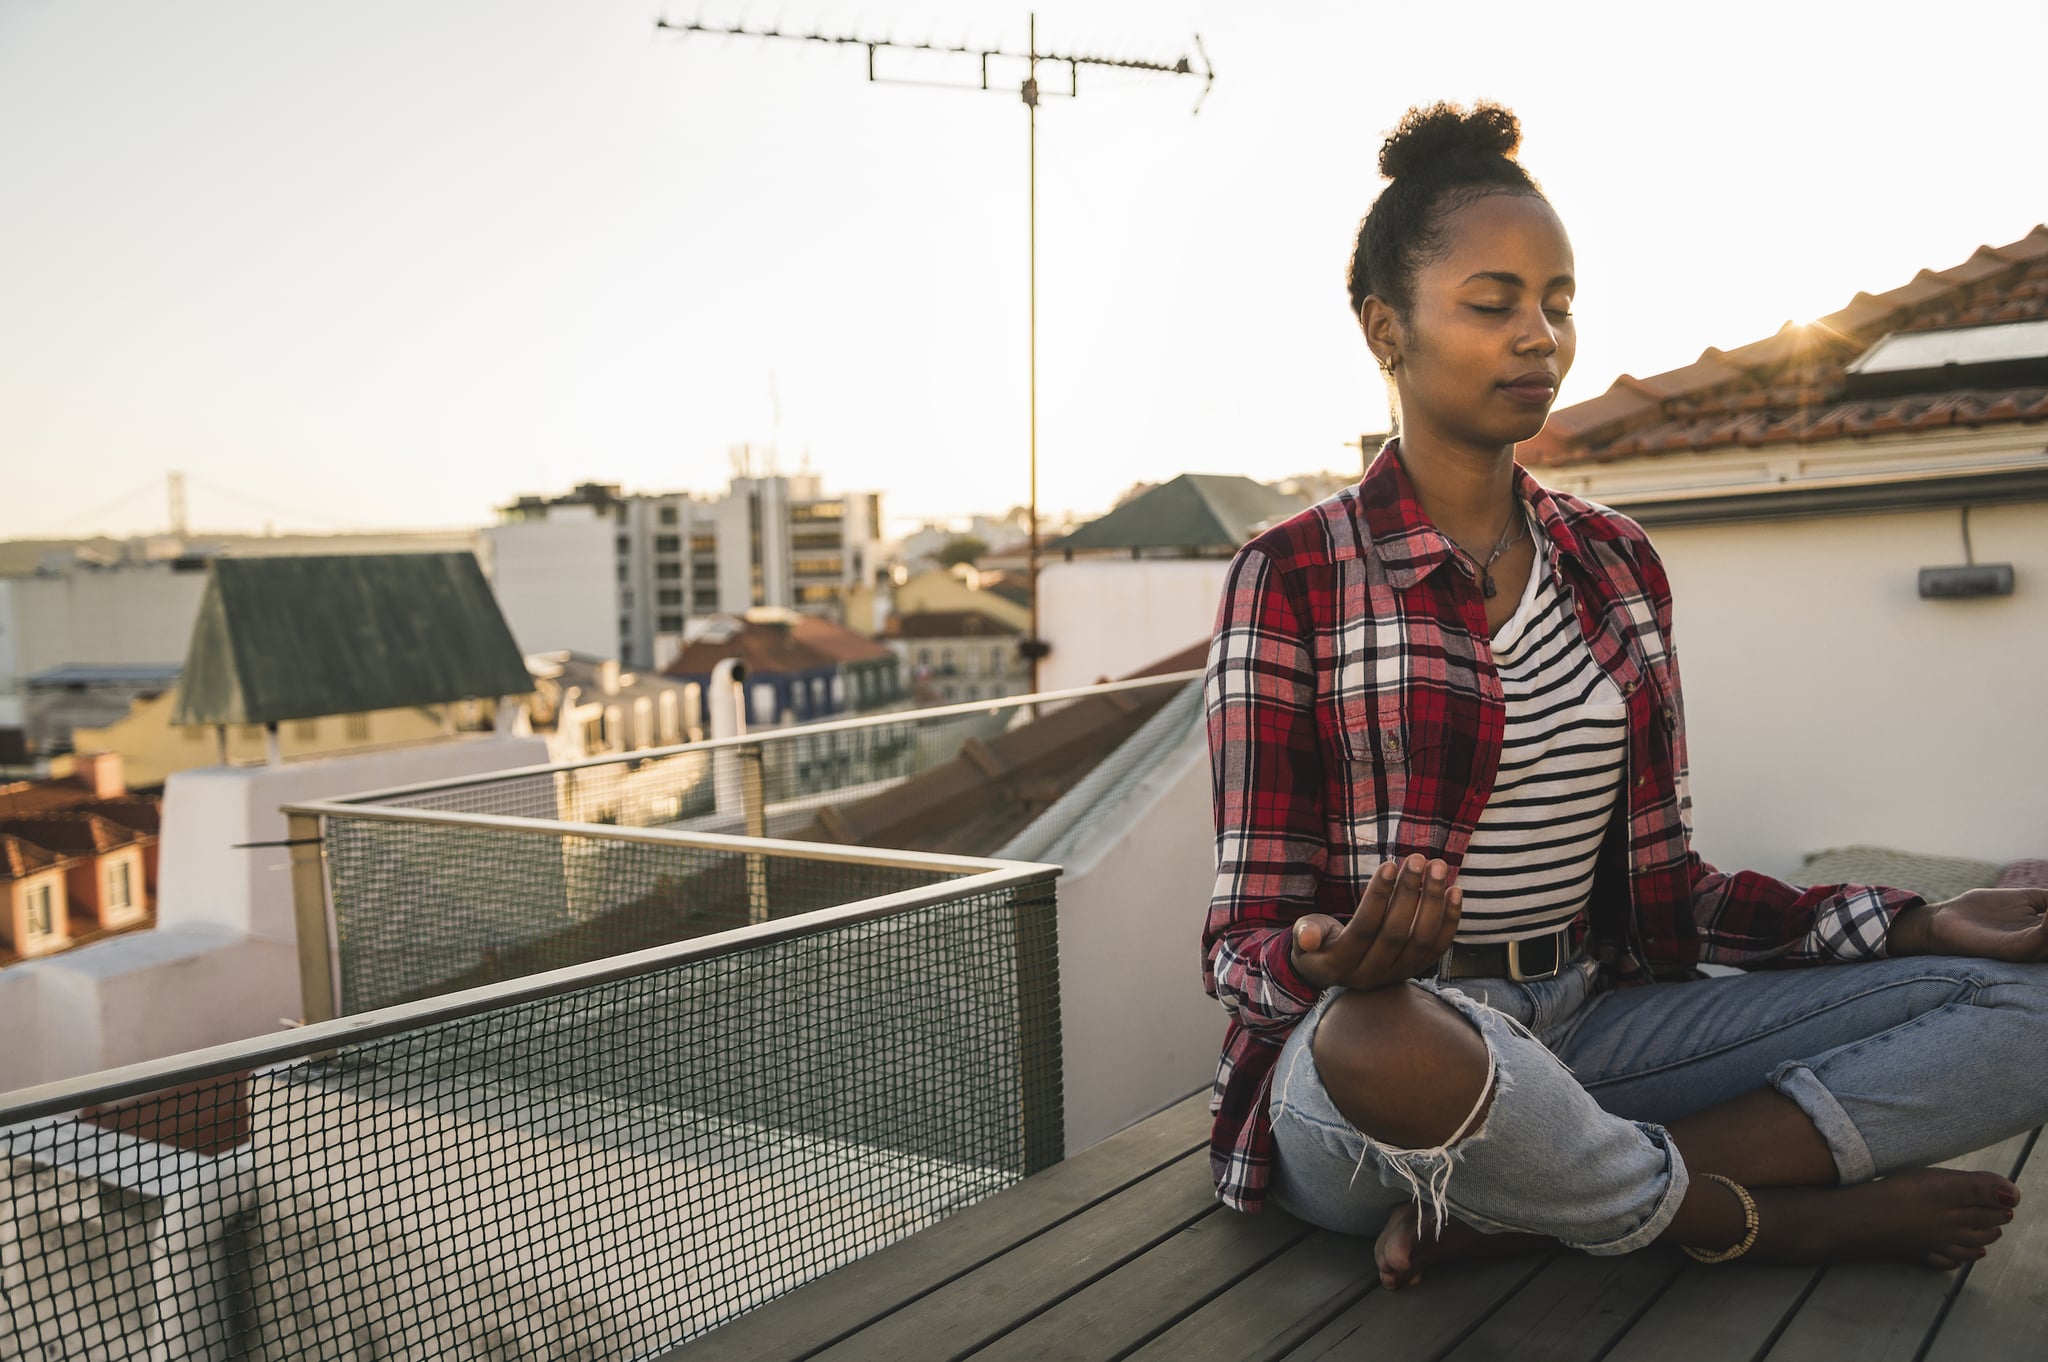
[1305,963,2036,1289]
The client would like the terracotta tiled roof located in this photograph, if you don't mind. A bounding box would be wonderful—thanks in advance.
[788,614,893,664]
[667,630,830,679]
[0,778,102,818]
[0,834,67,880]
[0,814,140,857]
[1522,225,2048,468]
[886,611,1023,639]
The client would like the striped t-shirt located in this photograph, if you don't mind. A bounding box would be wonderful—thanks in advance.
[1453,512,1628,944]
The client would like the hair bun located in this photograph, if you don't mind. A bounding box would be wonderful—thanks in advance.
[1378,101,1522,182]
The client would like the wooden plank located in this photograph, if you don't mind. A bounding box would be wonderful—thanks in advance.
[1125,1231,1378,1362]
[671,1091,1212,1361]
[966,1205,1313,1361]
[1918,1129,2046,1362]
[1438,1248,1686,1362]
[1762,1131,2032,1362]
[1600,1261,1819,1362]
[1287,1250,1555,1361]
[810,1152,1224,1361]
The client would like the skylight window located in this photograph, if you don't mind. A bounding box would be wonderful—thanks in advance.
[1845,318,2048,396]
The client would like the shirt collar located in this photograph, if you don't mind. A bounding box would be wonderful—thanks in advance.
[1352,436,1591,588]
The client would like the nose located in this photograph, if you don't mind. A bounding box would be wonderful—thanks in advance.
[1516,309,1560,357]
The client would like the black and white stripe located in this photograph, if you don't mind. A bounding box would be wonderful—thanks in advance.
[1455,523,1626,944]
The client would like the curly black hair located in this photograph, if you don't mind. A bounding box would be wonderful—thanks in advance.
[1346,101,1546,326]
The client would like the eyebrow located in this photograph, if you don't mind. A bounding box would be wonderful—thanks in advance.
[1462,271,1575,290]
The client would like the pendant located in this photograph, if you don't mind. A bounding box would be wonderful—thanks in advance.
[1482,573,1498,599]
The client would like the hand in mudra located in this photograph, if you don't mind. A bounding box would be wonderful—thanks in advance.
[1890,887,2048,962]
[1291,853,1462,992]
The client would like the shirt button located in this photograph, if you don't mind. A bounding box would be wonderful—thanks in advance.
[1382,730,1403,757]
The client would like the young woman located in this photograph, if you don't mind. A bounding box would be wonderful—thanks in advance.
[1202,101,2048,1289]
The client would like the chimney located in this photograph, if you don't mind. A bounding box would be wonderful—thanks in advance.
[73,751,127,799]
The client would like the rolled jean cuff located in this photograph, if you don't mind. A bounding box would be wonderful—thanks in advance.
[1770,1059,1876,1184]
[1561,1123,1691,1257]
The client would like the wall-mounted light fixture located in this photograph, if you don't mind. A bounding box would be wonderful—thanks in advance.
[1918,505,2016,599]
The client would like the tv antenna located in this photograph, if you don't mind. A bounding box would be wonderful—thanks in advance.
[656,11,1213,691]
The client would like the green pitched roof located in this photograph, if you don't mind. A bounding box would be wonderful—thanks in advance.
[1057,474,1304,552]
[171,554,533,727]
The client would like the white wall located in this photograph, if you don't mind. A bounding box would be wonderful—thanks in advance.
[0,735,550,1096]
[0,568,211,725]
[1051,735,1220,1155]
[1643,499,2048,878]
[155,736,550,941]
[1037,559,1228,692]
[479,512,619,659]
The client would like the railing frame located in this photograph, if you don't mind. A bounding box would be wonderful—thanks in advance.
[0,844,1060,1134]
[318,669,1204,809]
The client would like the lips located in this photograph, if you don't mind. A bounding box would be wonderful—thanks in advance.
[1498,373,1557,404]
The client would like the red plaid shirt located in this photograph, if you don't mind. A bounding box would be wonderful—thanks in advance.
[1202,442,1923,1213]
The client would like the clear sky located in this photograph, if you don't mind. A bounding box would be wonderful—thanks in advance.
[3,0,2042,540]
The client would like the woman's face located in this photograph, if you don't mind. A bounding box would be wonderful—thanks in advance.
[1370,191,1577,454]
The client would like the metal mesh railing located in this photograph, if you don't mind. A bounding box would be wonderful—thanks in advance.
[305,674,1197,1017]
[320,813,957,1014]
[0,866,1062,1360]
[347,674,1200,842]
[370,707,1018,835]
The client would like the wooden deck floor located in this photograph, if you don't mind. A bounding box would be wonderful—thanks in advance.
[672,1093,2048,1362]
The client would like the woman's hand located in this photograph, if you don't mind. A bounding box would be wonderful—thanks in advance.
[1887,888,2048,962]
[1290,854,1462,992]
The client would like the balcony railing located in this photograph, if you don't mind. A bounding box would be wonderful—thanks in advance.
[297,672,1200,1018]
[0,672,1202,1358]
[0,836,1061,1359]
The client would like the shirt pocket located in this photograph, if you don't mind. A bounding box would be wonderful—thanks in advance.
[1329,691,1449,772]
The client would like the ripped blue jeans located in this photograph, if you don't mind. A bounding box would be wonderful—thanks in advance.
[1269,955,2048,1254]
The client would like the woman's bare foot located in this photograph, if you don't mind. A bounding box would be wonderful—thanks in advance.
[1751,1168,2018,1270]
[1373,1203,1544,1290]
[1375,1168,2017,1289]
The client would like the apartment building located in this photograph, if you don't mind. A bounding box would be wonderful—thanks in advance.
[0,755,161,962]
[485,471,887,670]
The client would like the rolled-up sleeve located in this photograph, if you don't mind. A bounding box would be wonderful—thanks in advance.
[1203,547,1328,1030]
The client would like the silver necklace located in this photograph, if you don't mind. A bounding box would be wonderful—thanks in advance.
[1460,510,1527,599]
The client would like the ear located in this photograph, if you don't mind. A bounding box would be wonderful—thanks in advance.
[1360,295,1405,372]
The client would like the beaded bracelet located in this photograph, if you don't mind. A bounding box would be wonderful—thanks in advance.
[1682,1173,1760,1264]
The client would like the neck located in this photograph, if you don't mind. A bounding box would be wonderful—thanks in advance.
[1392,426,1520,549]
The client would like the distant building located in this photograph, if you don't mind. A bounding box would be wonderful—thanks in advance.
[0,834,71,959]
[886,611,1026,704]
[0,561,210,761]
[0,530,483,768]
[667,611,902,726]
[892,565,1032,632]
[1051,473,1304,562]
[0,554,551,1090]
[22,664,184,759]
[476,504,620,662]
[1036,474,1306,692]
[0,754,161,963]
[896,510,1031,572]
[523,652,702,763]
[67,688,461,788]
[487,468,888,671]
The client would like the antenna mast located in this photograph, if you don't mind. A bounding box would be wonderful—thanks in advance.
[657,11,1212,693]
